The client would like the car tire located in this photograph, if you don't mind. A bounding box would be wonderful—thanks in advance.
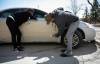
[61,30,83,49]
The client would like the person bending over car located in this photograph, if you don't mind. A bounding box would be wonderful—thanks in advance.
[45,7,79,57]
[6,9,34,51]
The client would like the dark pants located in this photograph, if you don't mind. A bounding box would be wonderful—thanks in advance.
[6,17,22,49]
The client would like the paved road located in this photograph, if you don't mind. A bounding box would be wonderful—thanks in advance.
[0,26,100,64]
[0,42,100,64]
[94,26,100,44]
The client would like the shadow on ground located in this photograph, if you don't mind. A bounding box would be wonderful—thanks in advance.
[0,41,97,64]
[73,41,97,56]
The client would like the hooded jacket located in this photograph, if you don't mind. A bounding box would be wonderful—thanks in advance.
[51,10,79,35]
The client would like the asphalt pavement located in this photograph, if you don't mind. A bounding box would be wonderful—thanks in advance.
[0,42,99,64]
[0,26,100,64]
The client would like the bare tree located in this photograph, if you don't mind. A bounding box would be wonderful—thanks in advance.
[84,7,89,21]
[87,0,99,8]
[87,0,93,7]
[87,0,99,20]
[70,0,83,15]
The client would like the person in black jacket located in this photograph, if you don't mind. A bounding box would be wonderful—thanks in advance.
[45,8,79,57]
[6,9,34,51]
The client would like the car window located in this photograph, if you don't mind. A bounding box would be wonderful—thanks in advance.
[0,8,47,21]
[0,9,18,18]
[0,8,29,18]
[30,9,46,21]
[36,14,45,21]
[0,12,12,18]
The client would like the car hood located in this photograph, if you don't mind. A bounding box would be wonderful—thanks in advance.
[79,21,94,29]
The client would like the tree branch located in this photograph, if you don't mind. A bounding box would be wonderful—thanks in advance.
[87,0,93,7]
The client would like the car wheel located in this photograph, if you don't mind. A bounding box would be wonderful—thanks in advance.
[61,30,83,49]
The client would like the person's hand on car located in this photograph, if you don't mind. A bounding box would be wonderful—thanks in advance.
[52,33,60,38]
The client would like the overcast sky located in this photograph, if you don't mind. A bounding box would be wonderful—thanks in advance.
[0,0,99,18]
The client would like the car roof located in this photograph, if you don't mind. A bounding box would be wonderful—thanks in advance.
[0,8,47,15]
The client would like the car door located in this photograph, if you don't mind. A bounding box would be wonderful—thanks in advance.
[20,9,60,42]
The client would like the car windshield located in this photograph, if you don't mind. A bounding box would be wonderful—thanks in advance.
[0,8,47,20]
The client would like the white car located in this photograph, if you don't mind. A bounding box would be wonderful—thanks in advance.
[0,8,96,48]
